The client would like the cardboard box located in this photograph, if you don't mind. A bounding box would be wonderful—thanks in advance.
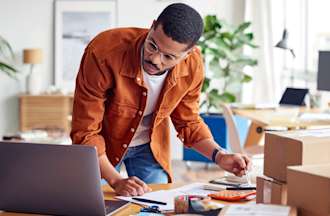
[287,164,330,216]
[264,129,330,182]
[256,176,287,205]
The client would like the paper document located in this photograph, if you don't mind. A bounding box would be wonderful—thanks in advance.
[299,113,330,121]
[224,204,290,216]
[288,128,330,138]
[116,182,225,211]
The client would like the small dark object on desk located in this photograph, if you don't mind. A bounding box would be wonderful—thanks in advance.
[226,186,256,190]
[132,197,167,205]
[2,135,23,141]
[140,205,162,213]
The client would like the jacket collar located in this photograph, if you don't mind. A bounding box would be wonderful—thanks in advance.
[119,30,189,82]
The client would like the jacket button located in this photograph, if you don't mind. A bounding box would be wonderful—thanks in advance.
[142,92,147,96]
[130,128,135,132]
[115,157,120,162]
[138,111,143,116]
[122,144,128,148]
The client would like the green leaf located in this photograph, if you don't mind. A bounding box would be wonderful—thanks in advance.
[246,42,258,48]
[0,36,15,58]
[205,47,226,59]
[214,37,231,51]
[242,74,252,83]
[204,15,221,33]
[202,30,217,40]
[234,58,258,66]
[219,92,236,103]
[0,62,18,79]
[220,32,233,41]
[202,78,210,92]
[200,100,207,110]
[244,33,254,40]
[207,90,236,107]
[234,22,251,34]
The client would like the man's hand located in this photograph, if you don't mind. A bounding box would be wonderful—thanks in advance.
[216,152,252,177]
[111,176,152,196]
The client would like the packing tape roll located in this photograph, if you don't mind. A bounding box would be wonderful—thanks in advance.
[174,195,211,214]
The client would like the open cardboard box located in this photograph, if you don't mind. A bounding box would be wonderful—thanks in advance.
[287,164,330,216]
[264,129,330,182]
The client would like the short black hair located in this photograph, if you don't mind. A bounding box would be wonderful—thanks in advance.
[155,3,203,49]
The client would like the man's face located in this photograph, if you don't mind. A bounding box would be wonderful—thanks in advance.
[142,22,191,75]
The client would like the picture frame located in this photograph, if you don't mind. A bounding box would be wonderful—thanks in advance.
[54,0,117,92]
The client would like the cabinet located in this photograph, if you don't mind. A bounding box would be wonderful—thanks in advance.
[19,94,73,132]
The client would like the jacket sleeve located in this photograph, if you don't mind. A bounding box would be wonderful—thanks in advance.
[170,59,213,147]
[70,47,113,155]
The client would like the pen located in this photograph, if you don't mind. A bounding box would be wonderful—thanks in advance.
[226,187,256,190]
[209,180,243,187]
[132,197,167,205]
[245,169,252,186]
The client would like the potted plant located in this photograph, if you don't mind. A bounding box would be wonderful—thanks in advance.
[199,15,258,112]
[0,36,18,78]
[183,15,257,163]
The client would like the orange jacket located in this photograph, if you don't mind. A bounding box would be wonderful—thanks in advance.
[70,27,213,181]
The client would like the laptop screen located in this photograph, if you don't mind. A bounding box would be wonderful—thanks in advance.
[279,87,309,106]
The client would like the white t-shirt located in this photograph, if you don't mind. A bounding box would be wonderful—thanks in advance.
[129,69,168,147]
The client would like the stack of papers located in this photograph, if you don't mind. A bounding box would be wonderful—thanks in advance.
[116,183,225,211]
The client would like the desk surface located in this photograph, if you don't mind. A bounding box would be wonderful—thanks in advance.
[233,107,330,128]
[0,183,254,216]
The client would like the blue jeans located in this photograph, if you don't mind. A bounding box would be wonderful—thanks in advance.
[115,143,169,184]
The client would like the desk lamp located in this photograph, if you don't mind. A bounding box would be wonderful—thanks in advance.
[23,48,43,94]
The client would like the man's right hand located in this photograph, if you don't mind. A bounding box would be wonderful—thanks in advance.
[111,176,152,196]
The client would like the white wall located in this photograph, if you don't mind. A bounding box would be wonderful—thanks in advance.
[0,0,54,136]
[0,0,245,159]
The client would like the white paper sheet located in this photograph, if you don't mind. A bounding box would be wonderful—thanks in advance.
[116,182,225,211]
[224,204,290,216]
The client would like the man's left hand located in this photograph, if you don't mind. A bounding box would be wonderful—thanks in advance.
[215,152,252,177]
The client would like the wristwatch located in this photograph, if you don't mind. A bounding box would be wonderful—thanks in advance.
[211,148,220,163]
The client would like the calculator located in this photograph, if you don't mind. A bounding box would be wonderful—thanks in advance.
[208,190,256,201]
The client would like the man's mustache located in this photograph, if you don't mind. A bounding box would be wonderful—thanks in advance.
[144,60,160,71]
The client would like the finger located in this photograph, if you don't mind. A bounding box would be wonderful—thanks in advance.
[131,176,151,192]
[119,190,130,197]
[233,169,243,177]
[235,154,247,170]
[127,179,145,195]
[124,184,138,196]
[242,155,252,171]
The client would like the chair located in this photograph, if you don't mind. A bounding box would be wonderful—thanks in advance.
[219,103,264,158]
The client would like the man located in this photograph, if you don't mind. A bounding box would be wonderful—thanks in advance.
[71,3,251,197]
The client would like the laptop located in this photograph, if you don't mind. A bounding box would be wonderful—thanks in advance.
[279,87,309,106]
[0,142,129,216]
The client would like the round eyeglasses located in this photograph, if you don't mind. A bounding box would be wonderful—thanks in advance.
[144,39,186,65]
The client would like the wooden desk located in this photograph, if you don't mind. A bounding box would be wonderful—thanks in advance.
[233,107,330,148]
[0,184,254,216]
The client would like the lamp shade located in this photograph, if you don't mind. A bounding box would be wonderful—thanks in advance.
[275,29,289,49]
[275,29,296,58]
[23,48,43,64]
